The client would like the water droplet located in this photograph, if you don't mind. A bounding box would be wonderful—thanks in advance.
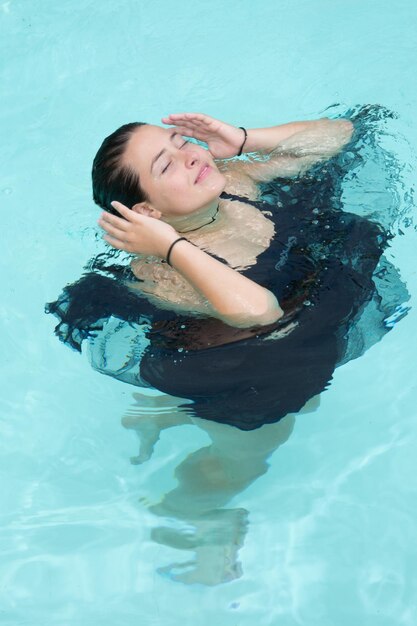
[2,188,12,195]
[312,219,319,225]
[304,300,311,306]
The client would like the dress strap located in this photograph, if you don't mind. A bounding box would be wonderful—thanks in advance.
[219,190,260,208]
[219,190,246,202]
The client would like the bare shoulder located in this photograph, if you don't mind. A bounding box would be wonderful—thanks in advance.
[216,159,260,200]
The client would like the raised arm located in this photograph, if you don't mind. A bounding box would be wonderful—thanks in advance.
[99,202,284,329]
[162,112,354,184]
[239,118,353,155]
[237,118,354,182]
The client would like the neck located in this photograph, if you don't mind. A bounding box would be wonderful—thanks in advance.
[165,199,224,234]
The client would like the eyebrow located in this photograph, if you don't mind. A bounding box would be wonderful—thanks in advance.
[150,131,179,173]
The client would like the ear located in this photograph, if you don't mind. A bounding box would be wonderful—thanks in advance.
[131,202,162,219]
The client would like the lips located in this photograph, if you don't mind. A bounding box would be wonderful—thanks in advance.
[195,164,210,184]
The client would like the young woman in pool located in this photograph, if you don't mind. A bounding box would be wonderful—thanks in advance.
[48,106,405,429]
[94,112,354,330]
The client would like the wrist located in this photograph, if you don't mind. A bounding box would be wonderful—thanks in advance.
[155,230,180,259]
[235,126,248,156]
[165,236,191,266]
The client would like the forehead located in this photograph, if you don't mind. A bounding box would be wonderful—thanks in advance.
[124,124,170,169]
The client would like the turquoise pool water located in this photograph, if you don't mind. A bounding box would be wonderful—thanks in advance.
[1,1,417,624]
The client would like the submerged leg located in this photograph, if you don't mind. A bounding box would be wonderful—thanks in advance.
[122,392,193,464]
[147,412,296,585]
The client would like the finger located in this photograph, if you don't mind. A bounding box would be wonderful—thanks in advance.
[162,113,208,125]
[163,119,208,135]
[103,234,127,250]
[170,123,212,142]
[172,125,210,141]
[110,200,137,221]
[176,114,217,131]
[180,119,209,131]
[191,114,218,129]
[162,116,210,132]
[100,211,130,231]
[185,113,215,124]
[98,218,127,240]
[164,112,212,122]
[167,124,197,138]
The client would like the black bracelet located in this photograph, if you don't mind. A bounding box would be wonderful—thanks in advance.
[166,237,189,266]
[236,126,247,156]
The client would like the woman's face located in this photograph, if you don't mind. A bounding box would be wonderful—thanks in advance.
[123,124,226,217]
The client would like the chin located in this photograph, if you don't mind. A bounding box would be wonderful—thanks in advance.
[208,170,227,193]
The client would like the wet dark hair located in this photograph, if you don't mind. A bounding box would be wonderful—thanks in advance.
[92,122,149,215]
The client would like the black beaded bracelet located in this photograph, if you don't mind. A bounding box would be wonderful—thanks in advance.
[236,126,248,156]
[166,237,188,266]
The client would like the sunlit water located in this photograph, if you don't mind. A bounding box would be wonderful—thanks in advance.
[1,1,417,625]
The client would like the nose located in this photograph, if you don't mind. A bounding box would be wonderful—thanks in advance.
[184,149,200,169]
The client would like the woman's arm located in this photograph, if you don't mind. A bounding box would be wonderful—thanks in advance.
[164,238,283,327]
[237,118,354,182]
[162,112,354,184]
[240,118,353,155]
[99,203,284,329]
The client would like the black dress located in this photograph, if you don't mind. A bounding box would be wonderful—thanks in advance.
[46,106,409,430]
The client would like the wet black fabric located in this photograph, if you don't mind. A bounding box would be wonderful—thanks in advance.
[136,188,388,429]
[46,105,408,430]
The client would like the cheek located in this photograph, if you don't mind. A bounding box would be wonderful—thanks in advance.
[153,180,189,213]
[162,179,188,203]
[164,171,194,199]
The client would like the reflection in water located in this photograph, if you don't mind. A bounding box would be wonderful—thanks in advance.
[122,392,320,586]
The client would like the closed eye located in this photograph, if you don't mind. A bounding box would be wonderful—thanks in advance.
[161,140,189,173]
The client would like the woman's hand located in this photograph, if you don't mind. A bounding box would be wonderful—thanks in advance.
[98,201,179,258]
[161,112,245,159]
[99,204,283,329]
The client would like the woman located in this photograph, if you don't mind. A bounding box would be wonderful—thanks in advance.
[94,113,354,329]
[47,106,406,429]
